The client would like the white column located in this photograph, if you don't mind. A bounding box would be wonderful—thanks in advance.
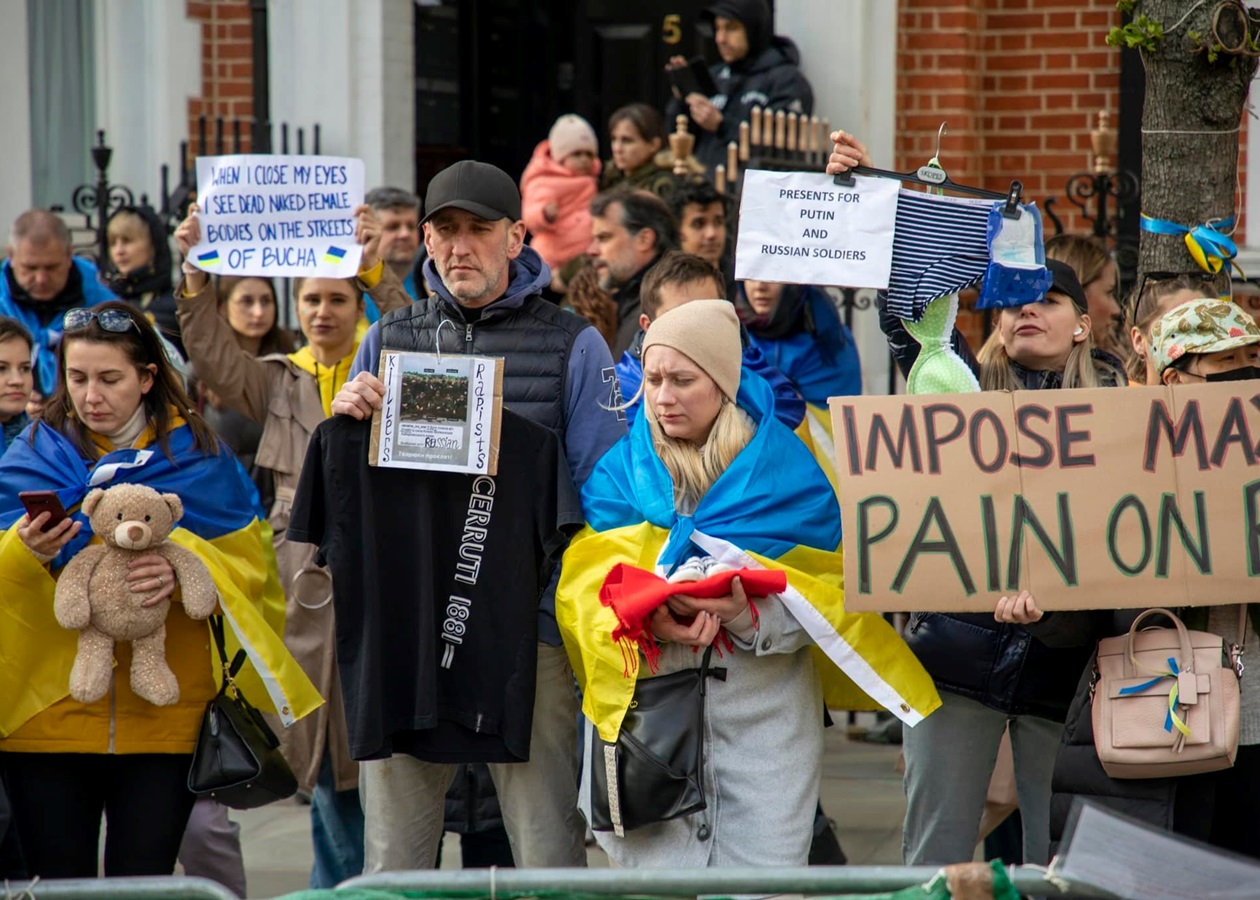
[775,0,900,395]
[1242,82,1260,271]
[268,0,414,190]
[0,0,34,230]
[93,0,201,210]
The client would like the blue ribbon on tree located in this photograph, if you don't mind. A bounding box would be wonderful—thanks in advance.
[1140,214,1238,275]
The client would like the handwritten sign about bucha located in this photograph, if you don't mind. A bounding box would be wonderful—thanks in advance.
[830,383,1260,612]
[734,170,899,288]
[190,155,365,278]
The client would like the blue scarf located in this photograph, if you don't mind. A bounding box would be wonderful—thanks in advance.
[580,368,841,572]
[0,420,263,568]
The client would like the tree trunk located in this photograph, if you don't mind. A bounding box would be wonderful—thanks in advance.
[1139,0,1259,289]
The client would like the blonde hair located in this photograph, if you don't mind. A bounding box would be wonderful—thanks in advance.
[1123,274,1217,382]
[647,397,754,513]
[976,321,1120,391]
[1044,235,1110,290]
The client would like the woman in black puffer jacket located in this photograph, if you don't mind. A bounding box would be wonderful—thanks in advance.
[828,135,1127,868]
[885,262,1125,868]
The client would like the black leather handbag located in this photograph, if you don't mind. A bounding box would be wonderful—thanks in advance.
[187,616,298,809]
[589,645,725,836]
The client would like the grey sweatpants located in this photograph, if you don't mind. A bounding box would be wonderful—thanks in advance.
[360,642,588,870]
[901,690,1062,866]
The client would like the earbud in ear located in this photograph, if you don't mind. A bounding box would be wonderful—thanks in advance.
[1074,326,1084,336]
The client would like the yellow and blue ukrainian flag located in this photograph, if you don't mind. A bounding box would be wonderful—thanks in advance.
[557,369,940,743]
[0,418,322,737]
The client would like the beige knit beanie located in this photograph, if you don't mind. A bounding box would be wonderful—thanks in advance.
[548,114,598,163]
[641,299,742,400]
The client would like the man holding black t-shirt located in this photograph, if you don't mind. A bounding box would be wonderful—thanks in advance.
[323,160,625,870]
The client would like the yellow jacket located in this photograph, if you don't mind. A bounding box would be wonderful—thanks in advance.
[0,424,321,754]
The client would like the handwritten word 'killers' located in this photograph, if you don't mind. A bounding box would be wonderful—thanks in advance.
[442,475,496,669]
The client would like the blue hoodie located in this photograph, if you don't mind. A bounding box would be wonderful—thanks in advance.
[738,284,863,405]
[353,248,626,645]
[352,245,626,492]
[0,258,117,397]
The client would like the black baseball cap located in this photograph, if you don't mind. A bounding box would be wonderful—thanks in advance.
[1046,259,1088,313]
[420,160,521,225]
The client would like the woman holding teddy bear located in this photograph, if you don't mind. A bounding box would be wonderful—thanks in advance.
[0,301,319,879]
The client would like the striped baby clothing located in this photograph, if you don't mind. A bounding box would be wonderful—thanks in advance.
[884,189,993,322]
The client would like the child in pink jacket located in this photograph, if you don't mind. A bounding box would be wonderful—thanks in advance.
[521,114,601,280]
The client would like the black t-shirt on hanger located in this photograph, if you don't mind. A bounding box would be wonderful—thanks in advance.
[287,411,583,764]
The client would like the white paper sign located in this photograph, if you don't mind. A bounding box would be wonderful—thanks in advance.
[374,351,500,475]
[190,155,365,278]
[734,170,900,288]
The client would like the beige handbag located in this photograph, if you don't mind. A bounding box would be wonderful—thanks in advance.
[1092,607,1245,779]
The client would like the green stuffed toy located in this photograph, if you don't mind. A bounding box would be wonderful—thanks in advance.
[903,294,981,395]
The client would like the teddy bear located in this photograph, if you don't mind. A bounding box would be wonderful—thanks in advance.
[53,483,219,706]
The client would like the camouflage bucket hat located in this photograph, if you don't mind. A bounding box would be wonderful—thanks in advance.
[1149,297,1260,375]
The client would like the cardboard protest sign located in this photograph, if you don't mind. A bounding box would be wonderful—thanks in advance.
[190,155,365,278]
[830,382,1260,612]
[734,170,898,288]
[369,350,503,476]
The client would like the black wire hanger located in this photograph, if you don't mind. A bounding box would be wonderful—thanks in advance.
[832,122,1024,219]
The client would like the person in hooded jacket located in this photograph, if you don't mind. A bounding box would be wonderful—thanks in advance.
[173,203,413,889]
[827,132,1128,867]
[102,206,182,355]
[734,280,862,405]
[0,210,117,403]
[665,0,813,177]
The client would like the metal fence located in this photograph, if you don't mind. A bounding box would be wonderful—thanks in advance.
[3,865,1121,899]
[61,116,323,265]
[340,864,1120,898]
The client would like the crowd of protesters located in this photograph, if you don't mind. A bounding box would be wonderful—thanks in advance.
[2,0,1259,893]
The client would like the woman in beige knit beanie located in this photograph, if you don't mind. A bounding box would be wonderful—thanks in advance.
[560,297,939,868]
[639,298,751,512]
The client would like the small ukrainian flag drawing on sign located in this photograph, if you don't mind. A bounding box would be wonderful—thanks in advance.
[323,245,347,265]
[197,250,221,267]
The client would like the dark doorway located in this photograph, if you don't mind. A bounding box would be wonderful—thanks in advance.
[574,1,716,137]
[414,0,761,196]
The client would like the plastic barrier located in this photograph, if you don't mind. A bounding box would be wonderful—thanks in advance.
[334,864,1120,898]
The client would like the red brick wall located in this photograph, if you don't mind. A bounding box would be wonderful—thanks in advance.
[895,0,1251,345]
[897,0,1123,346]
[186,0,256,158]
[896,0,1122,232]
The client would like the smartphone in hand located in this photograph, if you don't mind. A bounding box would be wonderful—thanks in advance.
[669,58,718,99]
[19,491,68,532]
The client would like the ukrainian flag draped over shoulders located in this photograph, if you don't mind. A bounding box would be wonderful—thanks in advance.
[557,368,940,743]
[0,419,321,737]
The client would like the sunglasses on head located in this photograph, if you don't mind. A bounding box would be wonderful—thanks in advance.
[63,307,139,334]
[1129,270,1222,321]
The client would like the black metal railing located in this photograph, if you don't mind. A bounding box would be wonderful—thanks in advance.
[62,116,323,265]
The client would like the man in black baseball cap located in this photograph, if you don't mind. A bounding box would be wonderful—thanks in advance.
[420,160,522,227]
[330,158,627,872]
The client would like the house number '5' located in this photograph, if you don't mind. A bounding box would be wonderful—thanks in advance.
[662,13,682,44]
